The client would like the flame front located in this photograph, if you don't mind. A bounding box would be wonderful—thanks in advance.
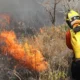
[0,14,10,28]
[0,31,48,72]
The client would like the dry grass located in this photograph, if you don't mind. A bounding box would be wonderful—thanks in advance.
[26,25,73,80]
[0,25,73,80]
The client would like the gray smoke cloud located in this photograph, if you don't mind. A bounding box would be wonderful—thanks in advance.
[0,0,52,28]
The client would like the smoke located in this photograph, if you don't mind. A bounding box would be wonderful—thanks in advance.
[0,0,38,14]
[0,0,51,28]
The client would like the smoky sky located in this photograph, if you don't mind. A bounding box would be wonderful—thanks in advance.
[0,0,52,28]
[0,0,65,28]
[0,0,39,14]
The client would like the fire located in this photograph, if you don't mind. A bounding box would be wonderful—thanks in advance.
[0,14,10,28]
[0,31,48,72]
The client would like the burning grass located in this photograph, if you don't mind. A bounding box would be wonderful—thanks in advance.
[0,30,48,72]
[0,14,10,31]
[27,26,72,80]
[0,13,72,80]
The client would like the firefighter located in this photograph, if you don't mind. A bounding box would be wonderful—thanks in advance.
[66,10,80,80]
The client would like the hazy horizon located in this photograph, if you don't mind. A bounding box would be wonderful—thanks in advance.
[0,0,65,27]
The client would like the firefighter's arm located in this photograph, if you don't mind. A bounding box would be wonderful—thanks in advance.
[66,30,73,49]
[70,30,80,58]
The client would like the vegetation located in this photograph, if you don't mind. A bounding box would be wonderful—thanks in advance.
[28,25,72,80]
[0,25,73,80]
[0,0,79,80]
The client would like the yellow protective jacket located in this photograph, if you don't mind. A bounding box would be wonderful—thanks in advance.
[70,29,80,58]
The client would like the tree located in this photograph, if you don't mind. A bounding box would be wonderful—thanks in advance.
[62,0,80,13]
[38,0,62,25]
[38,0,80,25]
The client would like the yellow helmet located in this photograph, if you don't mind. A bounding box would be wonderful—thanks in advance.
[66,10,80,28]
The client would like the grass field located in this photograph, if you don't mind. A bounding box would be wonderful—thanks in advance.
[0,25,73,80]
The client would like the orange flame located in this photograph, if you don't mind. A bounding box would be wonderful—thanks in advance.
[0,31,48,72]
[0,14,10,28]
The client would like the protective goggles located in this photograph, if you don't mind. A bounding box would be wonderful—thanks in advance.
[71,16,80,22]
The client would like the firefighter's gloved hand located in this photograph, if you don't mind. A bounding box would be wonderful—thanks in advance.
[70,30,80,58]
